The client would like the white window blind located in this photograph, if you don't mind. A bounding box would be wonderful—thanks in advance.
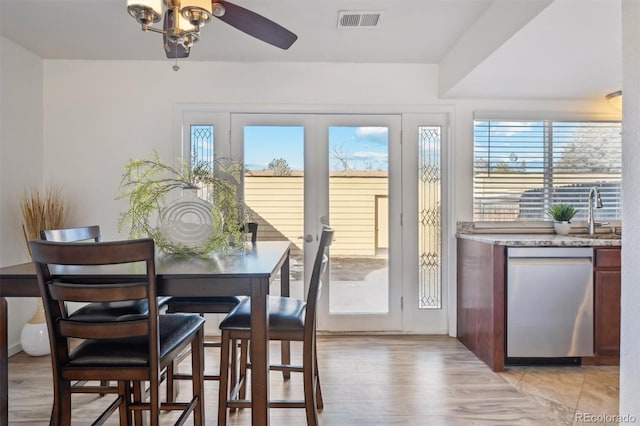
[473,119,622,221]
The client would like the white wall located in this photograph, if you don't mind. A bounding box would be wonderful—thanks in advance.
[41,60,443,241]
[620,0,640,419]
[0,36,44,354]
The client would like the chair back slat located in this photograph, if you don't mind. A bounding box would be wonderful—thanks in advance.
[41,225,101,243]
[48,280,148,303]
[30,239,155,265]
[58,319,149,340]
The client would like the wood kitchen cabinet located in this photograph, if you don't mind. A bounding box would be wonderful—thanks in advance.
[456,237,506,372]
[593,247,621,362]
[457,236,622,371]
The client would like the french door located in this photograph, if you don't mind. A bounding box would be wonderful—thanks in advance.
[231,113,402,331]
[180,109,448,333]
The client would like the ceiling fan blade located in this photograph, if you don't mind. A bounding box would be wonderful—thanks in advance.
[163,9,190,59]
[214,1,297,50]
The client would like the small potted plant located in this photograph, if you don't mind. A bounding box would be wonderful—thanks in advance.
[547,203,577,235]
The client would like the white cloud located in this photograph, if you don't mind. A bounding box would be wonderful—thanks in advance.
[356,127,388,137]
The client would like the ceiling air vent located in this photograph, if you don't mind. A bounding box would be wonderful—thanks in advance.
[337,11,383,29]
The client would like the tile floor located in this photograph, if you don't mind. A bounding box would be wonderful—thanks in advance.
[498,364,620,426]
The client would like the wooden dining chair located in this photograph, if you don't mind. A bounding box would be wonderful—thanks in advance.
[29,238,205,425]
[164,222,258,398]
[40,225,173,396]
[217,226,333,426]
[41,225,172,317]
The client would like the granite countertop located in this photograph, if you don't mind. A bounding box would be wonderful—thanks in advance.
[456,233,621,247]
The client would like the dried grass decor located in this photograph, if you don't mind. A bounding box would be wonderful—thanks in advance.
[20,186,68,256]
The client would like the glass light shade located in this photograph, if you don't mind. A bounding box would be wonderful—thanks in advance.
[181,0,212,26]
[183,0,212,14]
[127,0,162,15]
[177,11,197,32]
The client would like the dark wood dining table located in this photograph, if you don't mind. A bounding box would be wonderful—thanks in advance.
[0,240,291,426]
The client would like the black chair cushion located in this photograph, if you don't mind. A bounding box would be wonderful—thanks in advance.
[220,296,306,332]
[67,314,205,367]
[166,296,247,314]
[69,297,172,322]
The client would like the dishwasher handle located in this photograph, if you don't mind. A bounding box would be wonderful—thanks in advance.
[507,247,593,259]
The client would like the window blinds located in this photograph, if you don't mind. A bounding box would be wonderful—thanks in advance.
[473,120,622,221]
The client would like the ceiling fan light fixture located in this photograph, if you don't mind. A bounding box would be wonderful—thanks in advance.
[127,0,162,26]
[127,0,298,65]
[177,9,197,32]
[128,0,204,49]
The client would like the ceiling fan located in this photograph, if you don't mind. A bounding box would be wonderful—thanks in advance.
[127,0,298,60]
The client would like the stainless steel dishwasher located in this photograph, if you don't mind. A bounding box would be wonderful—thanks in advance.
[507,247,594,358]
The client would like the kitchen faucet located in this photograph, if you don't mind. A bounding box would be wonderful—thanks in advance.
[587,186,603,235]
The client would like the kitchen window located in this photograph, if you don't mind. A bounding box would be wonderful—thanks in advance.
[473,118,622,221]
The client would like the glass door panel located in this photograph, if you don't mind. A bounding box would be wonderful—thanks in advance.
[241,123,307,300]
[327,126,390,314]
[232,113,401,331]
[318,115,402,331]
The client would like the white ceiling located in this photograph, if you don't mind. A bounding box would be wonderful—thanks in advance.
[0,0,622,100]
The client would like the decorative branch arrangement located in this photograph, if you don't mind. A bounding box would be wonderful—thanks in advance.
[117,151,246,257]
[20,186,68,256]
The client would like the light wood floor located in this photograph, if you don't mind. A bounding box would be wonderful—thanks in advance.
[7,335,619,425]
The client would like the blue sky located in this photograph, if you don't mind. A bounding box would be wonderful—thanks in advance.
[244,126,389,171]
[244,126,304,170]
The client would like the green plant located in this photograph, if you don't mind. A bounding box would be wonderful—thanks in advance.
[547,203,578,222]
[117,151,246,257]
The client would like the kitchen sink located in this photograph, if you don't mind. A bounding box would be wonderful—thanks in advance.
[569,233,621,240]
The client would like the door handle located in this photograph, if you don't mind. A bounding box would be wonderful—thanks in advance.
[297,234,314,243]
